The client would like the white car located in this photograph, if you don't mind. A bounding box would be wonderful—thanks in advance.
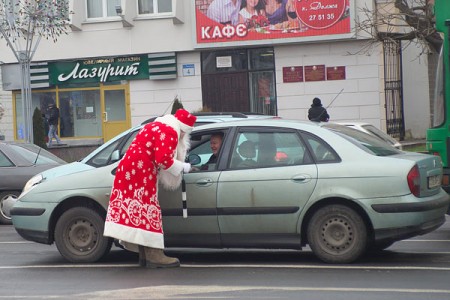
[337,122,402,150]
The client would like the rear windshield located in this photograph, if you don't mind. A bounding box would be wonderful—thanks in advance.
[323,123,402,156]
[11,144,66,165]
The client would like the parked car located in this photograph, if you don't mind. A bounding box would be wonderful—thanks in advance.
[0,142,66,224]
[10,120,449,264]
[336,122,403,150]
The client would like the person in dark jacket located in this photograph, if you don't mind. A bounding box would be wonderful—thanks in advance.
[308,97,330,122]
[47,103,62,146]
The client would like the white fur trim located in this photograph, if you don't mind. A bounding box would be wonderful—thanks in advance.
[104,221,164,249]
[179,122,193,133]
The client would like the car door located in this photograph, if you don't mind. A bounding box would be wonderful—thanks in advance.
[160,129,229,248]
[217,127,318,248]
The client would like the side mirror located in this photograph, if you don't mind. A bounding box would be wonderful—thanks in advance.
[187,154,201,165]
[111,150,120,162]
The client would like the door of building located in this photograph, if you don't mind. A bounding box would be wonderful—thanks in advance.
[101,85,130,142]
[202,72,250,112]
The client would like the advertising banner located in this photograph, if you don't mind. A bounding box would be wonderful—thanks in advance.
[195,0,352,46]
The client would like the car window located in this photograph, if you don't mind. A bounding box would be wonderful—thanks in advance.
[189,131,226,171]
[9,144,65,165]
[302,133,339,163]
[0,150,14,167]
[230,130,312,169]
[323,123,401,156]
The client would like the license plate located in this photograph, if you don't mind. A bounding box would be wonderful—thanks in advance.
[428,175,441,189]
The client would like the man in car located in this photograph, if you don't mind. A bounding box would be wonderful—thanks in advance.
[200,133,223,170]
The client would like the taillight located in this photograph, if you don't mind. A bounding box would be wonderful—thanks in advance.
[407,165,420,197]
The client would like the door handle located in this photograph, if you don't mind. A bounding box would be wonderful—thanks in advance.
[103,112,108,122]
[196,178,213,186]
[292,174,311,183]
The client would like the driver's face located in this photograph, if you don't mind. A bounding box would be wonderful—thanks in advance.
[210,135,223,156]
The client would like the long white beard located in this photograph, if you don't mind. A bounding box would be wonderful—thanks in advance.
[158,132,191,191]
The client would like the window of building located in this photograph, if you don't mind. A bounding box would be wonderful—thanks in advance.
[86,0,121,19]
[200,47,277,115]
[138,0,172,15]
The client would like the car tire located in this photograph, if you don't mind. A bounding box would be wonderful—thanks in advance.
[307,204,367,264]
[0,191,20,225]
[54,207,112,263]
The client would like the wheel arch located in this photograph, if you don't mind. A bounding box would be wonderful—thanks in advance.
[300,197,375,246]
[48,197,107,243]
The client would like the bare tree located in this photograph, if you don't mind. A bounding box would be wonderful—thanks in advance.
[356,0,441,55]
[0,0,71,143]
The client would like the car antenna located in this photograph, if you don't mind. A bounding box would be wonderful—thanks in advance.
[34,146,42,165]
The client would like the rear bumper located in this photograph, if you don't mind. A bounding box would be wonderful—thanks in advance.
[374,215,446,243]
[371,197,449,213]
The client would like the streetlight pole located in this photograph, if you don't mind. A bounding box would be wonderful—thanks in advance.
[0,0,70,143]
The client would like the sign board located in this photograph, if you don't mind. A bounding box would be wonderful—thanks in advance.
[182,64,195,76]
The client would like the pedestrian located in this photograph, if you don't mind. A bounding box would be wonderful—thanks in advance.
[47,103,62,146]
[103,109,197,268]
[308,97,330,122]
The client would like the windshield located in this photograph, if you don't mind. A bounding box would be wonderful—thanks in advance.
[11,144,66,165]
[432,46,445,127]
[323,123,401,156]
[361,124,399,146]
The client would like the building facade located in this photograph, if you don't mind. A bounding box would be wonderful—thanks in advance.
[0,0,430,146]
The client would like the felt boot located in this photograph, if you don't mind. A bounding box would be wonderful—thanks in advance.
[144,247,180,268]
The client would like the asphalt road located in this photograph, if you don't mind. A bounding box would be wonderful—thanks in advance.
[1,217,450,299]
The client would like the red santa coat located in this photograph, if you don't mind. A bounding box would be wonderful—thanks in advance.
[104,115,188,249]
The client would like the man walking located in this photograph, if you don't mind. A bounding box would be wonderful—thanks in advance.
[47,103,62,147]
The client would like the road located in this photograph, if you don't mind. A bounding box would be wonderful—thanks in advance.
[1,217,450,299]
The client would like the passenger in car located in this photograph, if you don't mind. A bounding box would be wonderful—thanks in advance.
[237,140,257,168]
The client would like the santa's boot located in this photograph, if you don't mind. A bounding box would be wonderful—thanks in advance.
[144,247,180,268]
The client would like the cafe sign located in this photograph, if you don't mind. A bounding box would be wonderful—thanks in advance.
[194,0,353,47]
[49,55,149,85]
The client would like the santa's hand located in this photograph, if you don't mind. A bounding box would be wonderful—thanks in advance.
[183,163,191,173]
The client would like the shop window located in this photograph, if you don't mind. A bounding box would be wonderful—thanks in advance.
[138,0,172,15]
[86,0,121,18]
[249,71,277,115]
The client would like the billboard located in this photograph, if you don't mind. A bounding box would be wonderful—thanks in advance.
[195,0,353,47]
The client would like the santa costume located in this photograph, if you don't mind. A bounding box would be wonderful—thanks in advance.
[104,109,196,267]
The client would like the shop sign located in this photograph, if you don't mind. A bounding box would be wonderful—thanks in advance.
[194,0,352,47]
[49,55,150,85]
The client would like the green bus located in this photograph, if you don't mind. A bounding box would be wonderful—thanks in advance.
[426,0,450,193]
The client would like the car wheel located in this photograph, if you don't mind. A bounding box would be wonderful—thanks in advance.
[307,204,367,264]
[0,191,20,225]
[54,207,112,263]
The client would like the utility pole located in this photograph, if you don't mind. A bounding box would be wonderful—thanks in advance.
[0,0,70,143]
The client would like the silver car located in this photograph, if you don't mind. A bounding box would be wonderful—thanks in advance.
[11,120,449,264]
[0,142,66,224]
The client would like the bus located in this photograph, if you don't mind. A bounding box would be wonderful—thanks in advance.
[426,0,450,193]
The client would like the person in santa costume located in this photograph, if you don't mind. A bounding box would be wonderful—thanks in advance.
[104,109,197,268]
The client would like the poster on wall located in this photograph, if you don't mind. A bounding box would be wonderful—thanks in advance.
[194,0,352,47]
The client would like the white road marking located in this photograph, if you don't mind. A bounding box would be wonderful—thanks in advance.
[1,285,450,299]
[1,263,450,271]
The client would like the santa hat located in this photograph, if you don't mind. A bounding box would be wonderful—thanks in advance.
[174,109,197,133]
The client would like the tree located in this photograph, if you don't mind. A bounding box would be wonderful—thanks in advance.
[32,107,46,149]
[0,0,71,143]
[355,0,441,55]
[171,96,184,114]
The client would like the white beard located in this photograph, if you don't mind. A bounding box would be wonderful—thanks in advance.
[158,131,191,191]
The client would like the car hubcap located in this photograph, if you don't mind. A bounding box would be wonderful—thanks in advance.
[321,217,353,251]
[0,194,17,220]
[67,219,98,253]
